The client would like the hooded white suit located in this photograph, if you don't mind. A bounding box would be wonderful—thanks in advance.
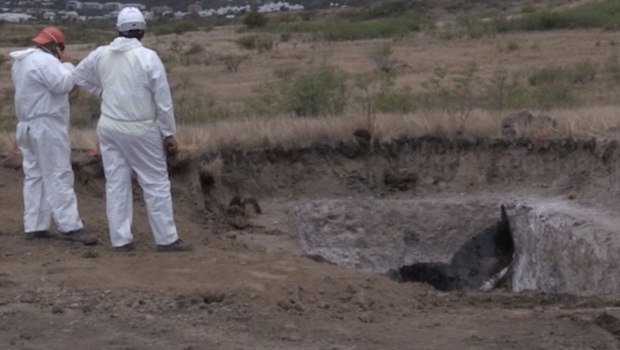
[10,48,84,234]
[73,37,179,248]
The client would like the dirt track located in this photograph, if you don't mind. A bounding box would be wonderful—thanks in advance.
[3,136,620,349]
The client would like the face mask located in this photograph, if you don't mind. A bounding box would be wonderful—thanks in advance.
[39,43,65,60]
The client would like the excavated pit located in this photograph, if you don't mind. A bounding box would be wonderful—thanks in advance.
[5,135,620,297]
[294,195,620,296]
[294,197,515,292]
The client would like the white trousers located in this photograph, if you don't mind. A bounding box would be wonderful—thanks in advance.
[96,126,179,247]
[16,118,84,233]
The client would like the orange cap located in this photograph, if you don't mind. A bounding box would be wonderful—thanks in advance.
[32,27,65,45]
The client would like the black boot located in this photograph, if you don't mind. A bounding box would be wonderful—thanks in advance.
[114,242,136,252]
[24,230,56,241]
[156,239,193,252]
[59,229,98,246]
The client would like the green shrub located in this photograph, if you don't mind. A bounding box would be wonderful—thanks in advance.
[534,85,577,110]
[506,1,620,31]
[185,43,204,55]
[528,66,566,86]
[507,41,519,51]
[244,11,269,29]
[502,80,531,110]
[64,28,114,45]
[484,66,509,111]
[245,82,285,116]
[352,72,416,118]
[370,42,396,73]
[179,43,207,66]
[299,10,317,22]
[172,81,233,123]
[321,15,432,41]
[529,61,598,86]
[287,64,348,116]
[153,20,199,36]
[256,36,274,53]
[355,0,435,20]
[433,16,499,40]
[374,85,416,113]
[570,60,597,84]
[237,35,258,50]
[247,63,348,117]
[236,35,274,53]
[274,66,297,79]
[521,4,536,14]
[604,51,620,83]
[259,13,433,42]
[421,63,479,118]
[483,67,533,111]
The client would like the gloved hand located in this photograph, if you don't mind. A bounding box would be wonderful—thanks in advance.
[164,136,178,157]
[57,47,71,63]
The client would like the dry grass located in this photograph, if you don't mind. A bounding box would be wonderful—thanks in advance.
[2,15,620,155]
[130,106,620,152]
[1,106,616,155]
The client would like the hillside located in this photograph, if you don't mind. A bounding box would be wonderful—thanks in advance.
[135,0,591,13]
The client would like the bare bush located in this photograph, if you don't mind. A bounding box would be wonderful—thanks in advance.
[221,54,247,73]
[169,77,232,123]
[236,35,274,54]
[421,63,480,130]
[370,42,397,73]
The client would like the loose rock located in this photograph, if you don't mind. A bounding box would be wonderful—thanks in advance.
[359,312,374,323]
[82,251,100,259]
[203,292,226,304]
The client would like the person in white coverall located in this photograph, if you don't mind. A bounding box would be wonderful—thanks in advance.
[73,7,192,252]
[10,26,97,245]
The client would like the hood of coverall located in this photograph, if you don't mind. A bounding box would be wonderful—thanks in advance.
[108,37,143,52]
[9,48,37,61]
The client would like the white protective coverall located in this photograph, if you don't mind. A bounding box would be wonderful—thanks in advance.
[72,37,178,248]
[10,48,84,234]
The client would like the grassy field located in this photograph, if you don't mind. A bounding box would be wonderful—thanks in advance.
[1,0,620,154]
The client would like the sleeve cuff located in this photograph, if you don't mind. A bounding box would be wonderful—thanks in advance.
[62,62,76,71]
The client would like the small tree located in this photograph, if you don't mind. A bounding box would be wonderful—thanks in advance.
[243,11,268,29]
[486,66,509,113]
[221,54,247,73]
[370,42,397,73]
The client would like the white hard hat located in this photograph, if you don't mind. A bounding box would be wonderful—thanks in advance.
[117,7,146,32]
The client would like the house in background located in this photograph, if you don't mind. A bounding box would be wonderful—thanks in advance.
[151,5,171,14]
[103,2,122,11]
[187,4,202,13]
[123,3,145,10]
[82,2,103,11]
[66,0,82,11]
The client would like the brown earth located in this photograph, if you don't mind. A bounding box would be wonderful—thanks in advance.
[2,135,620,350]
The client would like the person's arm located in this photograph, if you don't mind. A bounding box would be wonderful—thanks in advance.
[35,57,75,95]
[72,48,103,96]
[147,52,176,138]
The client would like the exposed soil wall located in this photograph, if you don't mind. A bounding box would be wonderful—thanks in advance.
[183,135,620,213]
[511,198,620,297]
[4,135,619,219]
